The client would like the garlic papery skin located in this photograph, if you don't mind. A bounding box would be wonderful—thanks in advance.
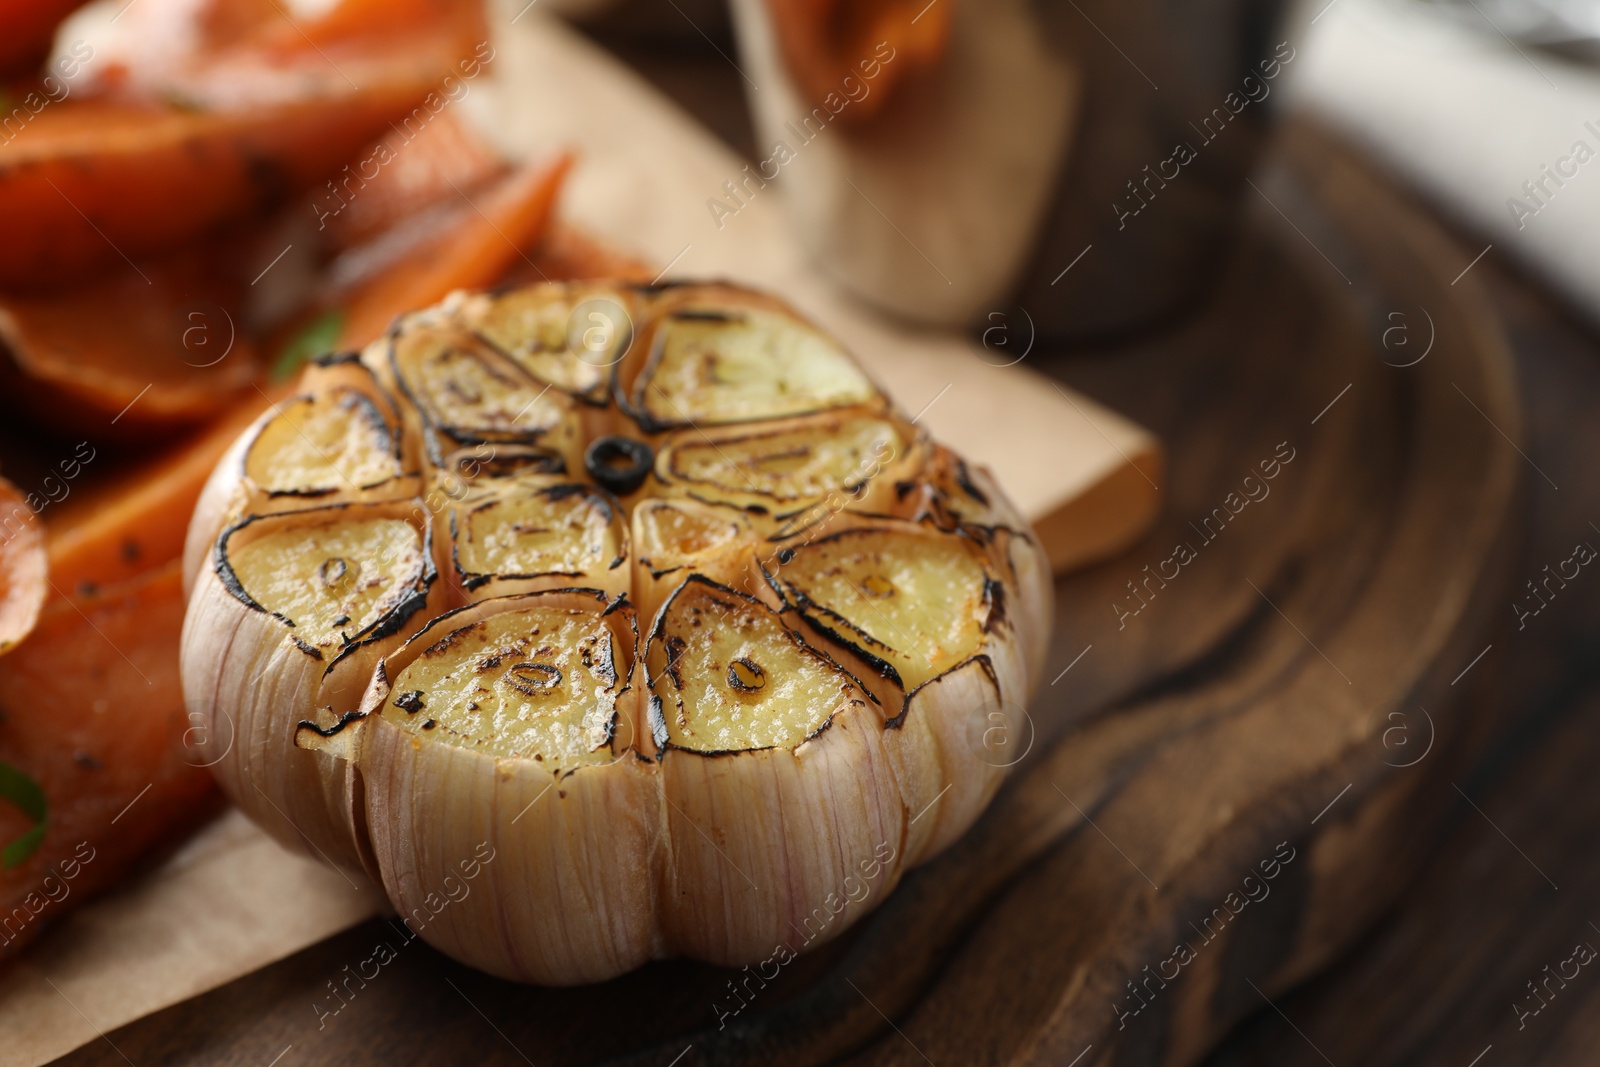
[644,576,907,964]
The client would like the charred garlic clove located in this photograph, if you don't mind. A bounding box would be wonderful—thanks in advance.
[450,482,628,599]
[461,283,631,404]
[358,591,657,984]
[183,501,442,871]
[389,323,582,469]
[627,296,878,431]
[630,498,755,624]
[219,508,435,654]
[383,605,623,769]
[244,388,404,498]
[647,576,869,753]
[765,526,994,693]
[654,415,908,519]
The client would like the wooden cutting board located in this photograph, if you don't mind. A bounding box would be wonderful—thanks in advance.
[32,114,1524,1067]
[0,10,1163,1066]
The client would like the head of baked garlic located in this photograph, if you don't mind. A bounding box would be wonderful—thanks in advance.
[179,281,1052,984]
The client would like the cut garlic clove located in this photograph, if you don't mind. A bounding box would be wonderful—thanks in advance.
[622,286,881,432]
[762,524,997,699]
[448,480,629,601]
[181,500,442,869]
[358,590,658,983]
[387,322,585,472]
[243,388,404,498]
[886,449,1053,689]
[629,497,757,624]
[646,576,903,963]
[459,283,634,405]
[653,413,918,523]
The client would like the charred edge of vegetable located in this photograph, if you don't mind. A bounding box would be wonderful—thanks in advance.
[468,324,620,408]
[645,573,877,759]
[663,441,880,525]
[384,333,553,465]
[986,525,1038,587]
[259,389,403,498]
[213,505,438,657]
[213,512,291,627]
[767,501,915,545]
[679,490,773,518]
[789,596,903,693]
[622,308,749,435]
[363,517,437,648]
[953,458,990,506]
[316,351,411,434]
[981,576,1008,636]
[883,653,1001,730]
[454,445,566,479]
[401,589,637,763]
[629,279,702,295]
[755,536,906,691]
[310,351,363,369]
[317,523,440,683]
[298,709,365,738]
[771,529,1002,701]
[449,485,626,591]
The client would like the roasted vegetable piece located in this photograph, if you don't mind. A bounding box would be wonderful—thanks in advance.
[0,0,489,286]
[316,111,509,253]
[0,562,217,959]
[181,280,1052,983]
[0,242,260,437]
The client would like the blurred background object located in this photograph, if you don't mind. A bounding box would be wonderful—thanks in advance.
[1288,0,1600,327]
[1437,0,1600,61]
[730,0,1296,340]
[567,0,1296,341]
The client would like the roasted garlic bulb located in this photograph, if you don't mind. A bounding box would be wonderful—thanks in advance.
[180,281,1052,983]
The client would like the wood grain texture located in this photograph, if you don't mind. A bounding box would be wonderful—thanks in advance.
[1204,213,1600,1067]
[40,120,1527,1067]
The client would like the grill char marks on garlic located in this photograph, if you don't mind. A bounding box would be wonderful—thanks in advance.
[180,280,1053,983]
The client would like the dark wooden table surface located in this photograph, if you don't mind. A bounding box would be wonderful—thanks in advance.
[46,13,1600,1067]
[1203,242,1600,1067]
